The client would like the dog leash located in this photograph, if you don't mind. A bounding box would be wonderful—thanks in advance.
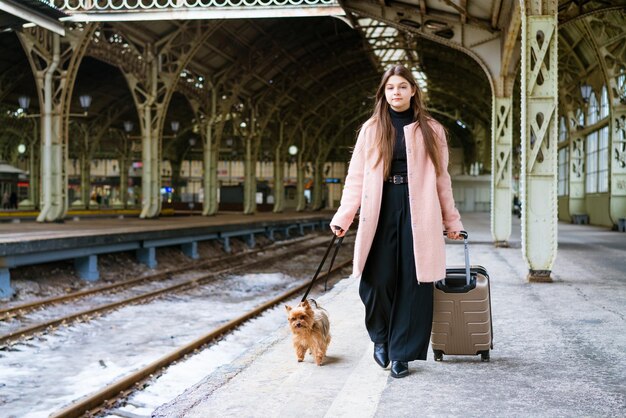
[300,233,344,303]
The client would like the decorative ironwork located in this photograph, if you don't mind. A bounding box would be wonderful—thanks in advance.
[494,100,511,188]
[571,137,585,178]
[615,114,626,169]
[55,0,336,12]
[521,10,559,279]
[491,96,513,244]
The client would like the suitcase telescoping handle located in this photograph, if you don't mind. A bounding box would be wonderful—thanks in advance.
[443,230,470,286]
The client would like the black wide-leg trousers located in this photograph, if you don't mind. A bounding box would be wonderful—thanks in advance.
[359,182,434,362]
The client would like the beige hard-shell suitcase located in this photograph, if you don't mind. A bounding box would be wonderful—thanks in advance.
[431,231,493,362]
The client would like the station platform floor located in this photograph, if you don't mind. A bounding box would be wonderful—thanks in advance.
[0,210,333,243]
[0,210,334,298]
[154,212,626,417]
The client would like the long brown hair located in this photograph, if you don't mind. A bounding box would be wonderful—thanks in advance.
[366,65,443,178]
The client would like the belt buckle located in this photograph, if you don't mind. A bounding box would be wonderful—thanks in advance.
[393,175,402,184]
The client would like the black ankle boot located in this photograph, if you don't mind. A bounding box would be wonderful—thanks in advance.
[390,361,409,378]
[373,343,389,368]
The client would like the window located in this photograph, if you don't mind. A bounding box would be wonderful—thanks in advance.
[573,108,584,129]
[586,131,598,193]
[600,85,609,119]
[598,126,609,193]
[617,68,626,104]
[585,126,609,193]
[559,116,567,143]
[587,92,599,125]
[558,147,569,196]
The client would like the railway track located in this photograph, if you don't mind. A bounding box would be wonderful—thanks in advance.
[0,234,341,347]
[50,256,351,418]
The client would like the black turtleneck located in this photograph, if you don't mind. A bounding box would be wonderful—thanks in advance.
[389,107,413,174]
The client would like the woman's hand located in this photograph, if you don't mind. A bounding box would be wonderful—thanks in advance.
[446,231,462,240]
[331,225,346,237]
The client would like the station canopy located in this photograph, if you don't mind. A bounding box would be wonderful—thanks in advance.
[0,0,624,162]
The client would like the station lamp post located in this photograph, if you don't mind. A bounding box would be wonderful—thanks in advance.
[288,145,298,180]
[186,137,197,199]
[16,93,93,219]
[19,94,92,116]
[123,119,180,137]
[18,95,30,112]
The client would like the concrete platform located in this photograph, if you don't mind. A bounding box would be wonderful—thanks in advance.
[0,211,333,245]
[0,211,333,298]
[154,213,626,417]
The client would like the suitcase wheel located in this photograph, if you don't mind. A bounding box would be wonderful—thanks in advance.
[480,350,490,362]
[433,350,444,362]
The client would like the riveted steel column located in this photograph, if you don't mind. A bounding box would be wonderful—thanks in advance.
[566,109,586,217]
[148,56,161,218]
[111,22,222,218]
[311,151,324,211]
[273,121,285,213]
[75,125,92,209]
[597,27,626,226]
[138,83,154,217]
[201,90,218,216]
[243,105,257,215]
[136,50,160,219]
[296,132,306,212]
[117,136,131,209]
[521,5,559,282]
[18,25,95,222]
[576,16,626,227]
[79,150,91,208]
[491,96,513,245]
[202,118,218,216]
[611,101,626,224]
[28,131,40,209]
[243,132,254,214]
[39,34,61,222]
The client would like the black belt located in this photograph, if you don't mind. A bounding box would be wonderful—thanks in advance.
[386,174,409,184]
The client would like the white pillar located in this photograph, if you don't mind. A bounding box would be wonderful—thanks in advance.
[520,6,559,282]
[491,96,513,245]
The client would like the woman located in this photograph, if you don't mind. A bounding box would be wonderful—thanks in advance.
[330,65,463,378]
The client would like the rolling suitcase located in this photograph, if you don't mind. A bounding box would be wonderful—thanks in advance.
[431,231,493,362]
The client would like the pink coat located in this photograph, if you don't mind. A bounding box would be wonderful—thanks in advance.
[330,118,463,283]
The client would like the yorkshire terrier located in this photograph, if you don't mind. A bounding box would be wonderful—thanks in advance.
[285,299,331,366]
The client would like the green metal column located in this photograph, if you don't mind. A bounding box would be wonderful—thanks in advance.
[79,151,91,208]
[34,33,62,222]
[243,133,253,214]
[311,153,323,211]
[118,156,129,209]
[520,4,559,282]
[202,90,218,216]
[243,106,257,215]
[18,24,95,221]
[491,96,513,245]
[202,119,218,216]
[295,132,306,212]
[610,103,626,224]
[606,57,626,225]
[28,133,39,209]
[139,100,154,218]
[138,51,160,219]
[273,122,285,213]
[566,109,586,217]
